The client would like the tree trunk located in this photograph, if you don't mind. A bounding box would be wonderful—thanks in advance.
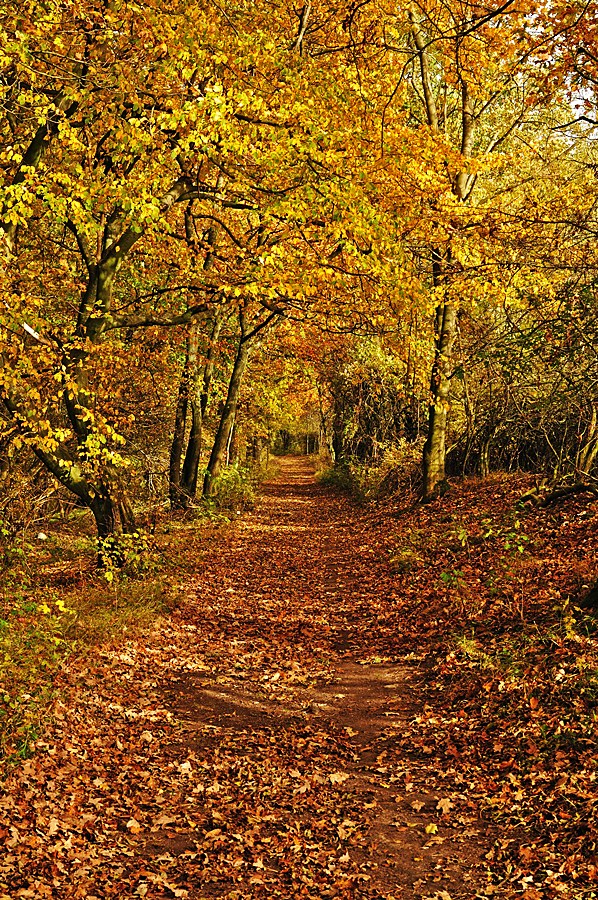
[180,314,223,502]
[331,399,347,468]
[176,321,200,506]
[117,493,136,533]
[252,435,267,466]
[226,420,237,466]
[179,399,201,503]
[478,435,491,478]
[423,299,457,499]
[203,337,251,497]
[90,491,117,540]
[581,580,598,612]
[577,403,598,476]
[409,19,474,501]
[168,346,190,509]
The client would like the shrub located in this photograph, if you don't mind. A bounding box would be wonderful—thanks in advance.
[207,465,256,511]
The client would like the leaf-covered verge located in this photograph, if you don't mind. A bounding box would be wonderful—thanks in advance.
[374,474,598,896]
[0,489,257,766]
[0,459,596,899]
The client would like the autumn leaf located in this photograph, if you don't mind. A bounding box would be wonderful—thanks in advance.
[329,771,350,785]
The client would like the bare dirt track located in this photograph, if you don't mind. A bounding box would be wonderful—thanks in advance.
[1,457,498,900]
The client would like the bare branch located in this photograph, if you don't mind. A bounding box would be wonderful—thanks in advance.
[292,2,312,56]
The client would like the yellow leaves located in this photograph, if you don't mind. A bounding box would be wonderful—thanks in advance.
[54,598,71,614]
[203,827,223,841]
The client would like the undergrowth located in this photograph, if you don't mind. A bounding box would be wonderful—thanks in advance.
[0,534,173,765]
[204,462,258,512]
[317,442,423,501]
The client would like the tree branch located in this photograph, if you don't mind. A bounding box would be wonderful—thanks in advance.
[292,2,312,56]
[409,9,439,133]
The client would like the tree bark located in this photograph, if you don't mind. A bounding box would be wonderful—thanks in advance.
[168,340,191,509]
[423,299,458,499]
[580,580,598,612]
[477,434,491,478]
[332,421,346,468]
[203,336,251,497]
[180,314,223,501]
[117,493,136,533]
[577,403,598,476]
[90,490,117,540]
[178,322,201,503]
[410,11,474,501]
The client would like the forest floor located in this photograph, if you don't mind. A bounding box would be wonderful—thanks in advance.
[1,456,597,900]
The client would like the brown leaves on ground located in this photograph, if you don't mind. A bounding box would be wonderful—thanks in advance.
[1,458,597,899]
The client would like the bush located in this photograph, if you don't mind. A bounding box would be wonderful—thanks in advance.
[207,464,256,511]
[317,441,423,502]
[97,529,156,580]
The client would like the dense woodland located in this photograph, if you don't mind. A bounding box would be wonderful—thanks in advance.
[1,1,598,898]
[0,0,597,539]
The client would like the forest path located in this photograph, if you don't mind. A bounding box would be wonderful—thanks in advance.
[1,457,495,900]
[159,456,492,899]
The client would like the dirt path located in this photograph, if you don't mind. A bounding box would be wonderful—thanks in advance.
[1,457,495,899]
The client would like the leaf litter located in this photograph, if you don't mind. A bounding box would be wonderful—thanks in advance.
[1,457,597,899]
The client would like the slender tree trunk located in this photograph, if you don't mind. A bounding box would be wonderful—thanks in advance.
[176,206,223,503]
[200,316,222,420]
[117,493,136,532]
[176,321,200,507]
[226,419,236,466]
[204,337,251,497]
[180,314,223,502]
[410,16,474,500]
[577,403,598,476]
[478,434,491,478]
[330,388,347,467]
[460,351,475,475]
[423,298,457,499]
[168,341,191,509]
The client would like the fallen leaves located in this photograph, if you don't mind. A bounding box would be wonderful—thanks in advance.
[1,460,596,899]
[329,771,350,785]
